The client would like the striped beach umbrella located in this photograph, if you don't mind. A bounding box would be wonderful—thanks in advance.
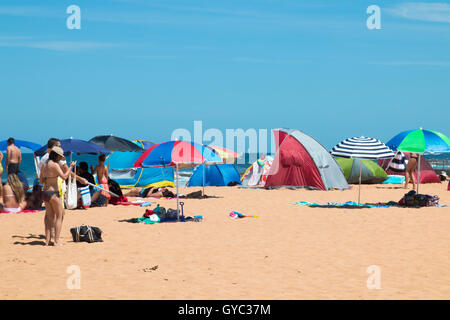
[386,128,450,192]
[331,136,395,160]
[331,136,394,204]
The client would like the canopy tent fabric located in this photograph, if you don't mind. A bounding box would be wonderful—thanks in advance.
[335,157,388,184]
[187,164,241,187]
[241,155,273,187]
[0,139,41,152]
[378,153,440,184]
[108,140,174,188]
[264,129,349,190]
[331,136,395,159]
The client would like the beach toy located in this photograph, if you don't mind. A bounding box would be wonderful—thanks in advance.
[180,201,185,221]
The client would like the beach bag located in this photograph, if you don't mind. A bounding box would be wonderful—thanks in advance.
[65,172,78,210]
[403,191,419,207]
[70,225,103,243]
[79,186,91,207]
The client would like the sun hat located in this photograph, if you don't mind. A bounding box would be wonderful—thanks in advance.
[51,146,66,160]
[441,171,448,177]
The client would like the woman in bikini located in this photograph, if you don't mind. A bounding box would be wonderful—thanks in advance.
[39,147,76,246]
[1,174,26,213]
[405,152,419,190]
[124,186,175,198]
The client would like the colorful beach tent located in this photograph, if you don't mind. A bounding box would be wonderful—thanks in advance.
[264,129,349,190]
[335,157,388,184]
[108,140,174,188]
[187,164,241,187]
[378,153,440,184]
[241,155,274,187]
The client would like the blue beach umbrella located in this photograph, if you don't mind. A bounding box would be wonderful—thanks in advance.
[34,138,110,156]
[0,139,42,152]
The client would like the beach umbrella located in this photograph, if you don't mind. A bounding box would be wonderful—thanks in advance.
[134,140,223,219]
[386,128,450,192]
[34,138,110,156]
[133,140,155,150]
[207,145,241,162]
[331,136,394,204]
[0,139,41,152]
[89,135,144,152]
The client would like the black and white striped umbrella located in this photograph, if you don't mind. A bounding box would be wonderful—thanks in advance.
[331,136,395,160]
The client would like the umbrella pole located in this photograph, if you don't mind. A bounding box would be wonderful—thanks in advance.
[202,161,205,197]
[176,163,180,220]
[417,155,421,194]
[358,159,362,205]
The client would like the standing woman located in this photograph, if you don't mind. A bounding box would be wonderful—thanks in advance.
[39,147,76,246]
[405,153,419,190]
[0,151,3,196]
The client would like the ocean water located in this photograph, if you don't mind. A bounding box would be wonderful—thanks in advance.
[1,153,264,187]
[2,153,449,187]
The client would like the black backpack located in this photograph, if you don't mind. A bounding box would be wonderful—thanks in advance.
[70,225,103,243]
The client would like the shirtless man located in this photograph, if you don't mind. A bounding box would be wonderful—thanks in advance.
[6,138,21,175]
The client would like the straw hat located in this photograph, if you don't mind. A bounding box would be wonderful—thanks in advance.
[441,171,448,177]
[51,146,66,160]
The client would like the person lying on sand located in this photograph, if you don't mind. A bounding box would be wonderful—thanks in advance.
[124,187,175,198]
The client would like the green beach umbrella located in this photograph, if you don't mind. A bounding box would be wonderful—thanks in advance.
[335,157,388,184]
[386,128,450,192]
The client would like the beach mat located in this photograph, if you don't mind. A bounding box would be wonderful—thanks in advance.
[292,201,399,209]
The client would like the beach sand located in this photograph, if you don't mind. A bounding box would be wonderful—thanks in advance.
[1,183,449,299]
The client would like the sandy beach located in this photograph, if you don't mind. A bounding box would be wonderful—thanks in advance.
[1,183,449,300]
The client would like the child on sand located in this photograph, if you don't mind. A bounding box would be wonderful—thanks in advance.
[91,154,111,205]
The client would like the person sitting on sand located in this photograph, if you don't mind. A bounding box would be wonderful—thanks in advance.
[1,174,26,213]
[124,186,175,198]
[6,138,21,175]
[39,147,76,246]
[24,184,43,210]
[405,153,419,190]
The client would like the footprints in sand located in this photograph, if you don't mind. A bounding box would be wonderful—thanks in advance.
[7,258,35,265]
[140,265,158,272]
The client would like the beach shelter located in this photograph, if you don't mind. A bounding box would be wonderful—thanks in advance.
[331,136,394,203]
[335,157,388,184]
[241,155,274,187]
[264,129,349,190]
[134,140,223,218]
[378,153,440,184]
[107,140,174,188]
[386,128,450,192]
[187,164,241,187]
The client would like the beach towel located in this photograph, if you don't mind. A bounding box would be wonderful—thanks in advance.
[79,186,91,207]
[382,175,405,184]
[293,201,395,208]
[0,208,44,214]
[229,211,258,218]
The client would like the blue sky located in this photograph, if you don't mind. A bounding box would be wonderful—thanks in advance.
[0,0,449,151]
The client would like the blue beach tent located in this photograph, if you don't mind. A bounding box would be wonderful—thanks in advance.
[108,140,175,188]
[187,164,241,187]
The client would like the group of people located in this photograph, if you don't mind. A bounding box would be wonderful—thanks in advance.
[0,137,113,246]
